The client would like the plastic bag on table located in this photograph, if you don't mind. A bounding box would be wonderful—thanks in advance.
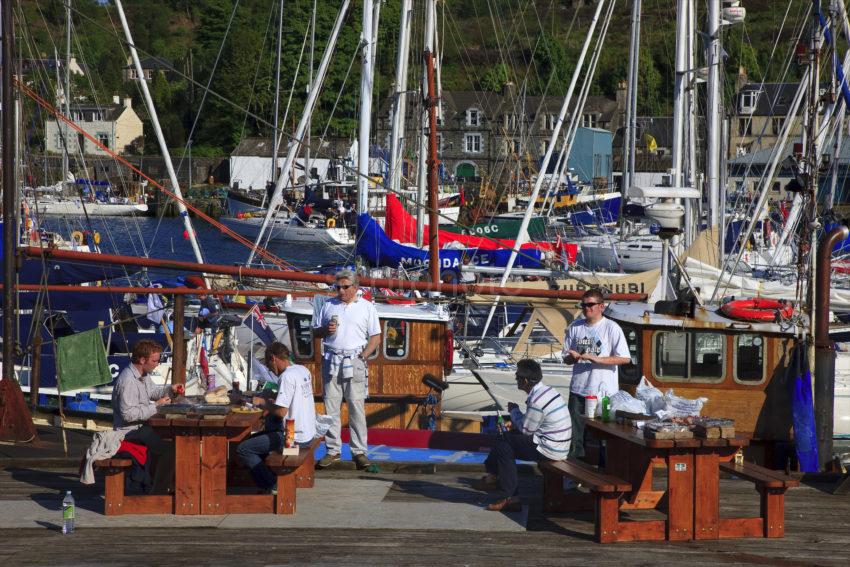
[636,376,666,413]
[661,389,708,417]
[609,390,648,415]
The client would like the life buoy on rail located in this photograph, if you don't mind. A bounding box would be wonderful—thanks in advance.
[720,298,794,322]
[71,230,84,245]
[326,218,336,228]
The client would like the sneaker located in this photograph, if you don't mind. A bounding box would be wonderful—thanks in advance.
[352,453,371,470]
[317,453,341,469]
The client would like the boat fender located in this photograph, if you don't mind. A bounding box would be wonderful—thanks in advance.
[720,298,794,322]
[93,231,101,245]
[71,230,84,245]
[326,217,336,228]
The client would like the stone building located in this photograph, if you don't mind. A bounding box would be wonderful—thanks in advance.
[374,83,621,189]
[44,95,144,156]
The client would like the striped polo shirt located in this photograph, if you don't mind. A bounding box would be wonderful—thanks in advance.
[520,381,572,460]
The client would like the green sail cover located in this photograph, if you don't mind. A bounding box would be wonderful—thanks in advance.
[56,328,113,392]
[440,216,547,240]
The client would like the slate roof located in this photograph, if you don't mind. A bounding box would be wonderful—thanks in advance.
[735,83,800,116]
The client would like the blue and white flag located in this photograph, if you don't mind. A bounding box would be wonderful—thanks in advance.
[243,304,277,346]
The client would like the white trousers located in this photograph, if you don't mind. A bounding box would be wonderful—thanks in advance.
[322,355,368,455]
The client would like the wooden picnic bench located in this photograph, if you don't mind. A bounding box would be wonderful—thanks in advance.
[540,458,633,543]
[718,460,800,538]
[94,458,172,516]
[261,437,323,514]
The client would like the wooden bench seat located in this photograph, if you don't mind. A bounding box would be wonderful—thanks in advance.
[261,437,323,514]
[540,458,634,543]
[94,458,171,516]
[718,461,799,538]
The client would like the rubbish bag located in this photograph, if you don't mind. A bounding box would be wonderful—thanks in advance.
[788,342,819,472]
[661,389,707,418]
[609,390,648,415]
[636,376,666,414]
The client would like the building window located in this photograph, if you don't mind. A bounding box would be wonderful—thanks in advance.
[436,133,443,154]
[503,139,519,155]
[465,133,482,153]
[503,114,517,129]
[128,68,138,80]
[541,114,557,130]
[383,320,410,360]
[539,140,549,155]
[740,90,758,113]
[466,108,481,126]
[97,132,109,149]
[772,117,785,135]
[581,113,597,128]
[738,118,751,136]
[145,69,153,80]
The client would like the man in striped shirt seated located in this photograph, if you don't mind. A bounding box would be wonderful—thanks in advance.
[473,359,572,512]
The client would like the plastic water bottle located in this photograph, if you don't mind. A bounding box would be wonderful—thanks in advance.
[62,490,75,534]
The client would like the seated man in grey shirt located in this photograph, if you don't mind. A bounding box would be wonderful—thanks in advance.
[112,339,181,493]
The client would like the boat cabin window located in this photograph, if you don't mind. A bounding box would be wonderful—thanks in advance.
[653,330,725,382]
[734,334,765,382]
[383,320,409,360]
[619,324,642,385]
[291,315,314,359]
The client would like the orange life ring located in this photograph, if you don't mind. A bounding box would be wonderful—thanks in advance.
[720,298,793,322]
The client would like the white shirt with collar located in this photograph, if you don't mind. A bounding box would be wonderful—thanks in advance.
[313,296,381,352]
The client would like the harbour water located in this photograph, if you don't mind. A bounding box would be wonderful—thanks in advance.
[39,216,351,273]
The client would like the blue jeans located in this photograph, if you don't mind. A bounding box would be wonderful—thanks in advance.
[236,431,284,490]
[484,432,545,498]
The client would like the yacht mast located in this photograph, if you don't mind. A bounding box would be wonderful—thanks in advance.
[62,0,71,192]
[416,0,436,247]
[706,0,722,233]
[115,0,206,265]
[247,0,351,265]
[271,0,284,190]
[388,0,413,200]
[357,0,377,213]
[621,0,641,203]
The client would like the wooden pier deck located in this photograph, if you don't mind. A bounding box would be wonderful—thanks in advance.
[1,460,848,565]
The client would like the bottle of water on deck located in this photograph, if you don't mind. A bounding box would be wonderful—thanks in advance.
[62,490,75,534]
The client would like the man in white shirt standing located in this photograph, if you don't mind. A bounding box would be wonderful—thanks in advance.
[236,342,316,492]
[563,289,630,458]
[313,269,381,470]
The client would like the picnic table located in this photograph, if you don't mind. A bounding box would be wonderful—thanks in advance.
[149,412,262,515]
[577,418,796,542]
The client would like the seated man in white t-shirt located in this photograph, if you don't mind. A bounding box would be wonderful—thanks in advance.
[563,288,630,458]
[236,342,317,493]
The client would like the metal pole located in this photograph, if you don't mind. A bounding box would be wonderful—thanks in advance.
[271,0,284,187]
[416,0,436,247]
[706,0,721,229]
[63,0,70,192]
[2,0,16,385]
[114,0,205,265]
[815,225,848,471]
[357,0,375,213]
[388,0,413,197]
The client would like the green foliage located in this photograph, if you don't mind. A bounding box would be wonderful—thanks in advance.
[17,0,811,156]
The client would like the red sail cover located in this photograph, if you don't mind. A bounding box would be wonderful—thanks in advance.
[384,194,577,264]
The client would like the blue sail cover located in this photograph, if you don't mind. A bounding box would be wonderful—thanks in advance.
[787,342,819,472]
[356,213,544,271]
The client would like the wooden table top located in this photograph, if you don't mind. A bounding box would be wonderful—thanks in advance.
[583,418,750,450]
[149,411,263,430]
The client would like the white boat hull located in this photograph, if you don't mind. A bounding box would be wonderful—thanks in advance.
[221,216,355,246]
[32,199,148,216]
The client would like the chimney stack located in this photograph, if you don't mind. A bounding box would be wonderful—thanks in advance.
[112,95,120,105]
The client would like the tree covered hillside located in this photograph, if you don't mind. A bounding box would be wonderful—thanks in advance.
[18,0,809,156]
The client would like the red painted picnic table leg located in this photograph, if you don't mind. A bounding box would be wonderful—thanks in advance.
[666,449,694,541]
[173,422,201,515]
